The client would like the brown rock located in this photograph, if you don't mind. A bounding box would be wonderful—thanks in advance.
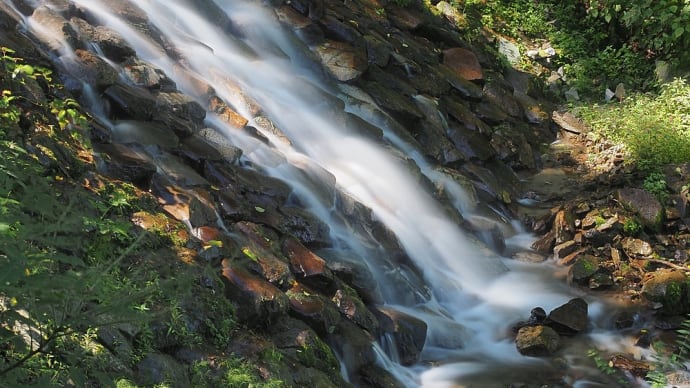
[546,298,588,335]
[443,47,483,81]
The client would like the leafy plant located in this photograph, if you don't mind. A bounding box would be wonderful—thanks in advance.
[623,218,642,236]
[576,78,690,170]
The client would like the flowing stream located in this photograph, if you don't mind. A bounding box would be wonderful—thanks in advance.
[10,0,653,385]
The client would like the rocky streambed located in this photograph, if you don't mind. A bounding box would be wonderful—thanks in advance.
[2,0,690,386]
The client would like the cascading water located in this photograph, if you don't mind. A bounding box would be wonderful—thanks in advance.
[9,0,654,386]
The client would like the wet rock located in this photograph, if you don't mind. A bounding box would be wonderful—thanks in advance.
[617,188,664,231]
[283,237,334,290]
[104,83,157,120]
[278,206,331,248]
[357,364,405,388]
[328,319,376,380]
[333,284,379,333]
[589,271,614,290]
[546,297,588,336]
[531,230,556,255]
[322,251,384,304]
[515,325,560,357]
[29,6,79,53]
[64,49,119,91]
[233,222,293,286]
[269,318,343,382]
[208,96,248,128]
[136,353,189,387]
[642,269,690,315]
[314,40,367,82]
[286,282,341,335]
[666,370,690,386]
[221,263,289,326]
[122,58,176,90]
[568,254,600,286]
[70,17,135,61]
[112,121,180,149]
[553,240,578,261]
[93,143,156,183]
[374,307,427,366]
[154,92,206,137]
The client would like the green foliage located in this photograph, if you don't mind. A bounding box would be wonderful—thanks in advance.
[587,349,616,375]
[576,78,690,170]
[643,172,670,203]
[583,1,690,64]
[647,316,690,386]
[623,218,642,236]
[190,358,283,387]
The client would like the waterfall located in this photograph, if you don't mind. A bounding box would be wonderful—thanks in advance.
[8,0,648,386]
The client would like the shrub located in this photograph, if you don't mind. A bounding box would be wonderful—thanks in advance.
[575,78,690,170]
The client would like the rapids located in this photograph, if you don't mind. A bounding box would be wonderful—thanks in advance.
[8,0,654,386]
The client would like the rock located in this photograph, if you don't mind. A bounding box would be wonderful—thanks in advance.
[208,96,248,128]
[498,37,521,65]
[28,6,78,53]
[552,111,589,134]
[70,17,135,61]
[286,282,341,336]
[443,47,483,81]
[269,318,342,379]
[332,285,379,333]
[278,206,331,248]
[104,83,157,120]
[64,49,119,91]
[435,2,467,28]
[617,188,664,231]
[314,40,367,82]
[122,58,176,90]
[621,237,653,258]
[93,143,156,183]
[357,364,405,388]
[589,271,614,290]
[154,92,206,137]
[642,269,690,315]
[328,319,376,380]
[531,230,556,254]
[515,325,560,356]
[220,263,289,326]
[553,240,578,261]
[282,237,334,290]
[568,255,599,286]
[136,353,189,387]
[546,297,588,335]
[374,307,427,366]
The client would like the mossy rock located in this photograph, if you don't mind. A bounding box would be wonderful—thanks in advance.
[642,269,690,315]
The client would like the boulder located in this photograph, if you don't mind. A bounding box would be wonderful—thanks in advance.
[546,297,588,336]
[374,307,427,366]
[286,282,342,336]
[443,47,483,81]
[314,40,367,82]
[642,269,690,315]
[617,188,664,231]
[70,17,135,61]
[332,285,379,333]
[568,255,599,286]
[220,264,289,326]
[515,325,560,356]
[621,237,654,258]
[282,237,335,290]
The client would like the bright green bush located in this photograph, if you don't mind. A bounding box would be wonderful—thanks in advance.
[576,78,690,170]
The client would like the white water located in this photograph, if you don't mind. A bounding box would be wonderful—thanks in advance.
[15,0,650,385]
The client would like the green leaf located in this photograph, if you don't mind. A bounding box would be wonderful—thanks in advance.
[674,27,685,39]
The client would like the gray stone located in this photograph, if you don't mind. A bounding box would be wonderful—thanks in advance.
[546,297,588,335]
[617,188,664,231]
